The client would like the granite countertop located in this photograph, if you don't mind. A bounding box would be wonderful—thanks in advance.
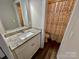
[6,28,41,50]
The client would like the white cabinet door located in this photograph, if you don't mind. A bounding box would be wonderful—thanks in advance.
[14,34,40,59]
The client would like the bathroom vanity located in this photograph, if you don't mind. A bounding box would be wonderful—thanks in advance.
[0,0,45,59]
[5,28,41,59]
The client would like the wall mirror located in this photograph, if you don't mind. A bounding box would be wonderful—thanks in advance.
[0,0,31,34]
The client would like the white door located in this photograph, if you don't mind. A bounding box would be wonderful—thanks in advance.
[57,0,79,59]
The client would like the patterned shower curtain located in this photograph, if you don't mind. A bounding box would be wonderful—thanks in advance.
[45,0,75,43]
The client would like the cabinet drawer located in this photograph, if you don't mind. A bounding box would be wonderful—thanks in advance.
[14,34,40,59]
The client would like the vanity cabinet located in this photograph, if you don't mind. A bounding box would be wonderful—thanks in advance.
[13,34,40,59]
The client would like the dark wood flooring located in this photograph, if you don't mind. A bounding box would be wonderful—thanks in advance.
[32,39,60,59]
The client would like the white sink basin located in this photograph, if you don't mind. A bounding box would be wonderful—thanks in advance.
[19,32,34,40]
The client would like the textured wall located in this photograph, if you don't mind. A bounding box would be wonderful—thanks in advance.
[0,0,19,31]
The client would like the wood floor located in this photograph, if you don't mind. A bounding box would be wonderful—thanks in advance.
[32,39,60,59]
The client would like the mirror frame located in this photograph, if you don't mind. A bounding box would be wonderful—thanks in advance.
[13,0,32,27]
[4,0,32,36]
